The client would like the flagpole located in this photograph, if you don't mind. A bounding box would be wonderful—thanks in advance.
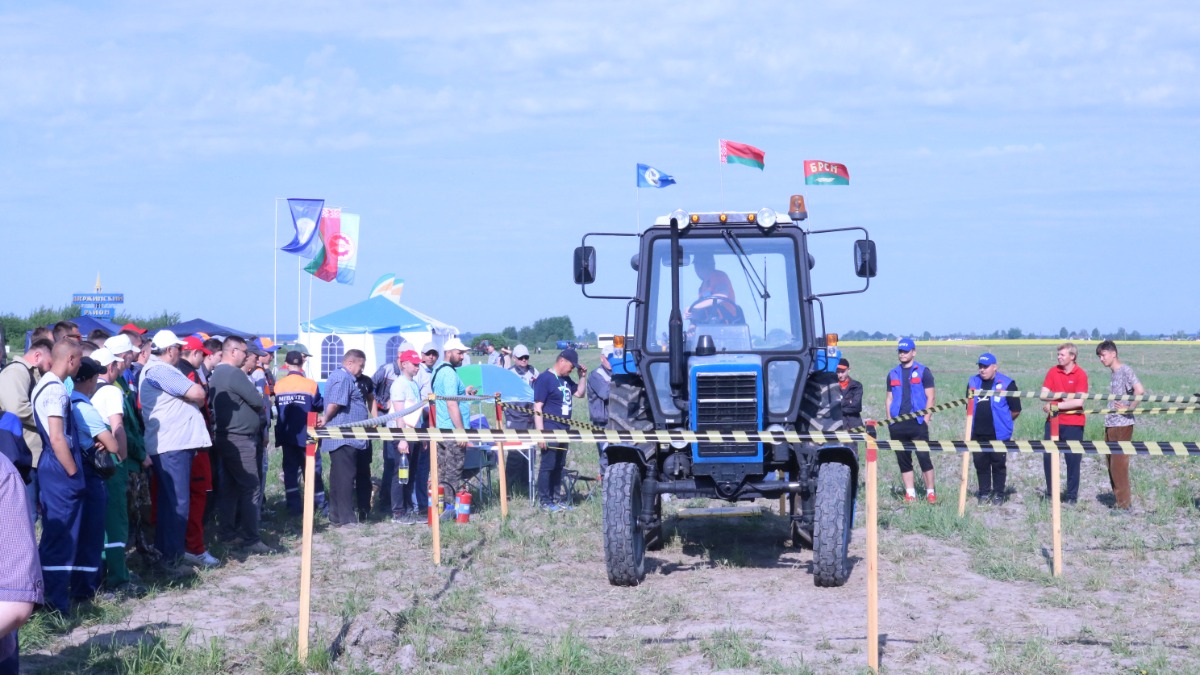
[718,141,725,211]
[636,184,640,232]
[273,198,280,345]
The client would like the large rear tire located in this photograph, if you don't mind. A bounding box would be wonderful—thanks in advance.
[813,462,853,587]
[603,462,646,586]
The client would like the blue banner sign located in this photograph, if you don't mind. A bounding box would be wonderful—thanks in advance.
[72,293,124,305]
[81,307,115,319]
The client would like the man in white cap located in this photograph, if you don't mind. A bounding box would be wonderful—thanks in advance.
[429,337,478,506]
[138,330,210,576]
[91,348,147,596]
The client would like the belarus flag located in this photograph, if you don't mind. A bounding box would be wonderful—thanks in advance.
[719,139,765,170]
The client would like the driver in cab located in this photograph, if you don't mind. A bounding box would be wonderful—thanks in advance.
[686,252,739,324]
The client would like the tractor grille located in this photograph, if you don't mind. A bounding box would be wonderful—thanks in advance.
[694,372,759,457]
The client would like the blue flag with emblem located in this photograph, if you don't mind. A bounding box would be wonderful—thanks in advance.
[281,198,325,258]
[636,163,676,189]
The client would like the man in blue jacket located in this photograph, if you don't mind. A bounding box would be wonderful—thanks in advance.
[885,338,937,503]
[967,353,1021,505]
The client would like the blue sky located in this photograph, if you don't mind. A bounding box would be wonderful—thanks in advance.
[2,1,1198,339]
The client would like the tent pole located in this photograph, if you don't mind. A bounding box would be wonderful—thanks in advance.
[273,198,280,345]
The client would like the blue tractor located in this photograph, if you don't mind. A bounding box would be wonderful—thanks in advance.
[573,195,877,587]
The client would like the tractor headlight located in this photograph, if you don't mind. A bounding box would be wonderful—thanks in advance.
[756,208,778,233]
[669,209,691,234]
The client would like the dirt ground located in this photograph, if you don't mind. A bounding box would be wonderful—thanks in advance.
[24,451,1200,673]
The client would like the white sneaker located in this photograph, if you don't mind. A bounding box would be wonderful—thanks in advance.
[182,551,221,568]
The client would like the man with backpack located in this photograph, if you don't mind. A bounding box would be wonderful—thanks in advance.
[0,339,53,525]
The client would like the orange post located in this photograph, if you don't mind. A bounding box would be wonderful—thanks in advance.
[298,412,318,663]
[1049,413,1062,577]
[865,421,879,673]
[958,397,976,517]
[428,396,441,565]
[494,394,509,519]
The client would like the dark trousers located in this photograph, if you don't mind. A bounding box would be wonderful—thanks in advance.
[75,472,107,601]
[1043,422,1084,501]
[390,442,428,514]
[890,420,932,474]
[379,440,397,514]
[972,450,1008,496]
[38,454,86,613]
[327,446,358,525]
[536,445,567,505]
[355,445,373,519]
[215,434,260,544]
[151,449,194,565]
[281,444,327,516]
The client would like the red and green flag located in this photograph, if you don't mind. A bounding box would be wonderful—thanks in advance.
[719,139,765,170]
[304,209,360,284]
[804,160,850,185]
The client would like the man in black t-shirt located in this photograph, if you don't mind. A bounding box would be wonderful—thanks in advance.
[966,353,1021,505]
[532,349,587,510]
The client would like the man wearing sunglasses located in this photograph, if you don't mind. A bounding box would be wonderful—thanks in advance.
[966,353,1021,505]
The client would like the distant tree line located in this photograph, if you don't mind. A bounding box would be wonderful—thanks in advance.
[841,327,1198,341]
[0,304,181,347]
[472,316,577,350]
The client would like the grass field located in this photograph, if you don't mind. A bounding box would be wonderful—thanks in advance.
[18,343,1200,673]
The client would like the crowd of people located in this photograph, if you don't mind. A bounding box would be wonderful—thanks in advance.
[838,338,1145,509]
[0,320,311,670]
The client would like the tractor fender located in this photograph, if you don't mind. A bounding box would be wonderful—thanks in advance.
[604,443,652,469]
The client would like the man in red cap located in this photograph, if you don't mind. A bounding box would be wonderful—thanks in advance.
[120,323,148,336]
[176,336,218,567]
[387,350,425,523]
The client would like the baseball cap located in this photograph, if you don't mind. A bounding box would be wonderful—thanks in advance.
[421,342,440,356]
[104,334,139,356]
[293,343,311,356]
[601,345,615,358]
[285,350,307,366]
[837,357,850,371]
[897,337,916,352]
[513,344,530,358]
[181,335,212,356]
[443,337,469,352]
[120,323,148,335]
[978,352,997,366]
[256,337,279,353]
[398,349,421,365]
[91,347,119,368]
[558,348,579,367]
[75,357,105,381]
[150,330,187,350]
[247,343,268,357]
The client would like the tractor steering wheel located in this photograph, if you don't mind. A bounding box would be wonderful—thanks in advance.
[686,296,739,325]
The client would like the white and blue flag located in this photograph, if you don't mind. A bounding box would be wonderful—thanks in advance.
[636,163,676,189]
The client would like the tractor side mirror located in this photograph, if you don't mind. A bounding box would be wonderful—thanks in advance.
[853,239,877,278]
[574,246,596,285]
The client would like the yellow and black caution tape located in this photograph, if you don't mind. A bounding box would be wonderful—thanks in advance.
[498,400,607,432]
[306,426,1200,456]
[972,390,1200,404]
[845,396,971,434]
[1053,405,1200,416]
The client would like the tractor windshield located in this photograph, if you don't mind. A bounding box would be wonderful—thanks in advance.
[644,234,805,353]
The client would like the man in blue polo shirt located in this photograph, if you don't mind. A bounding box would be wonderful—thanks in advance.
[885,338,937,503]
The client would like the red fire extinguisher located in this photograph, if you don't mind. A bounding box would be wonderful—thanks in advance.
[455,490,472,523]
